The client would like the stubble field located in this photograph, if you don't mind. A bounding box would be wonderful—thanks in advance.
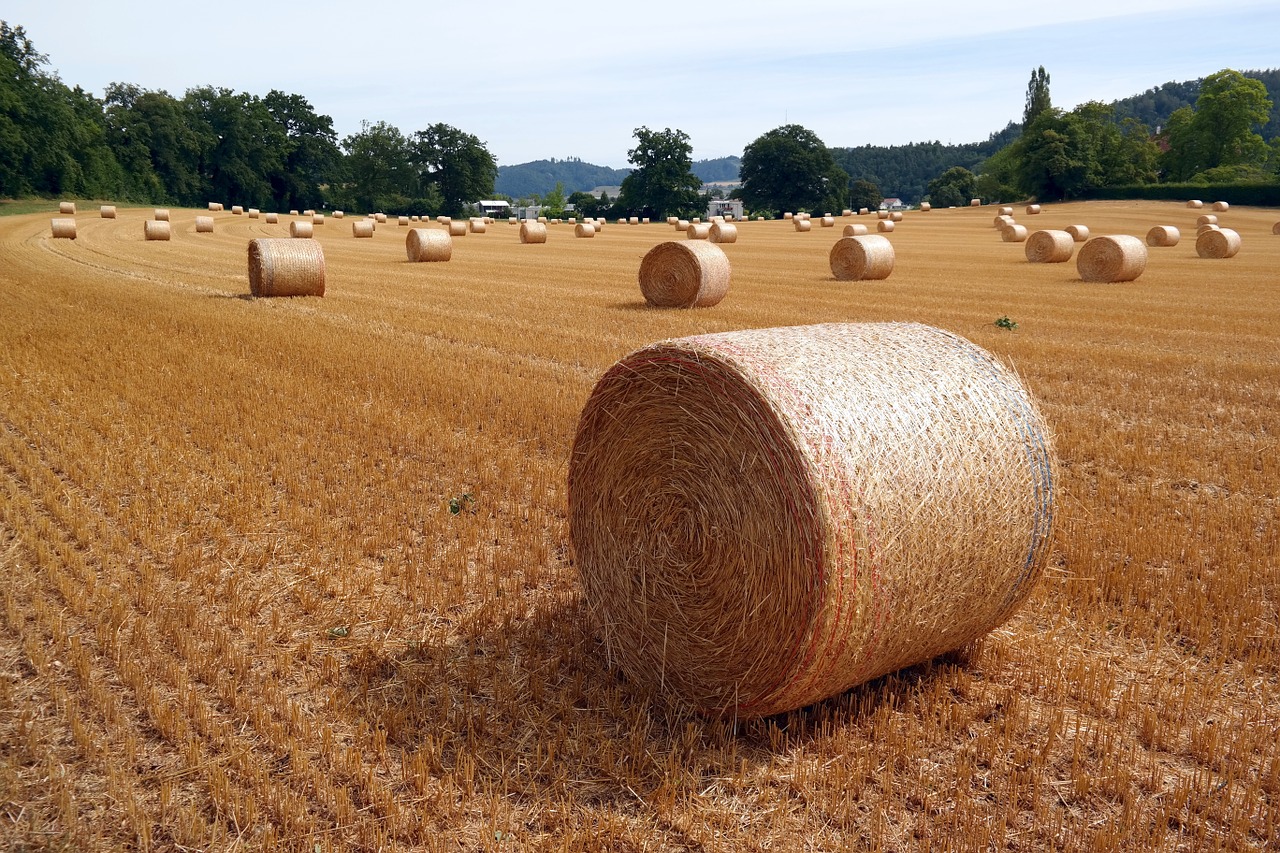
[0,200,1276,851]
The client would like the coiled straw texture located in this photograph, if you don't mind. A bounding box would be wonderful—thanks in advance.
[830,235,895,280]
[638,241,730,308]
[248,238,325,297]
[406,228,452,262]
[1196,228,1241,259]
[1077,235,1146,282]
[1065,224,1089,242]
[575,222,596,238]
[1025,230,1074,263]
[568,322,1057,717]
[1146,226,1180,247]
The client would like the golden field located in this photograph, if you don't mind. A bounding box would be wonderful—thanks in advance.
[0,201,1276,851]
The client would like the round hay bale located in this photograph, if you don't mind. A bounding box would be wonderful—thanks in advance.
[1197,223,1220,236]
[520,221,548,244]
[265,212,279,224]
[1002,224,1028,242]
[289,209,299,216]
[1026,204,1041,215]
[144,220,171,241]
[687,223,711,240]
[436,215,448,225]
[469,218,487,234]
[843,223,868,236]
[593,219,605,230]
[709,222,738,244]
[447,220,467,237]
[1196,214,1218,227]
[289,220,313,239]
[920,202,931,212]
[628,217,640,225]
[1186,199,1203,209]
[575,222,596,238]
[508,216,518,225]
[757,215,766,221]
[1145,225,1180,247]
[1065,224,1089,242]
[311,214,325,226]
[232,205,244,215]
[1025,230,1074,263]
[247,238,325,297]
[50,218,77,239]
[642,217,651,224]
[794,219,811,232]
[406,228,452,262]
[304,209,315,216]
[195,216,214,233]
[676,219,690,230]
[248,208,260,219]
[877,210,890,220]
[1196,227,1241,259]
[842,209,853,216]
[398,215,409,226]
[333,210,345,219]
[994,214,1014,229]
[784,212,794,220]
[1077,235,1146,282]
[209,202,224,211]
[998,206,1013,216]
[667,216,679,225]
[877,220,896,233]
[568,321,1057,717]
[353,220,374,238]
[889,211,903,222]
[1211,200,1229,212]
[970,198,982,206]
[59,201,76,215]
[820,216,835,227]
[154,209,170,222]
[830,234,894,280]
[693,217,703,224]
[858,207,869,215]
[638,241,730,308]
[100,205,116,219]
[1272,221,1280,235]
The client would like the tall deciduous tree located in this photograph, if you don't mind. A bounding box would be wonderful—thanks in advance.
[410,123,497,216]
[848,178,882,212]
[1023,66,1052,128]
[739,124,849,216]
[263,90,341,212]
[339,120,414,213]
[616,126,703,218]
[1162,69,1272,181]
[925,166,977,208]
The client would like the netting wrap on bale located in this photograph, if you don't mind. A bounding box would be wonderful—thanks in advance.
[830,234,895,280]
[638,241,730,308]
[1078,235,1146,282]
[406,228,452,262]
[1025,230,1074,263]
[248,238,325,297]
[568,322,1057,718]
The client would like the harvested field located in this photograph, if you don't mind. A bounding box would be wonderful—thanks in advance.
[0,200,1276,852]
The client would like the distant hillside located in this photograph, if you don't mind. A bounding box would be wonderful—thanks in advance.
[1112,68,1280,138]
[694,156,741,183]
[496,158,631,198]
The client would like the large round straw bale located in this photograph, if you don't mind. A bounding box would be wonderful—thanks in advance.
[820,216,835,227]
[575,222,596,238]
[59,201,76,215]
[642,217,651,224]
[877,220,895,233]
[469,218,487,233]
[1077,235,1146,282]
[676,219,690,230]
[508,216,518,224]
[842,209,853,216]
[638,241,730,308]
[794,218,811,232]
[1211,200,1229,212]
[1025,230,1074,263]
[709,222,738,243]
[154,209,170,221]
[289,220,313,239]
[627,216,639,225]
[289,209,299,216]
[920,203,931,212]
[100,205,116,219]
[265,212,278,224]
[406,228,452,261]
[397,215,409,226]
[1186,199,1203,209]
[144,220,171,241]
[353,220,374,238]
[1065,224,1089,242]
[998,206,1013,216]
[843,223,868,236]
[1026,204,1041,215]
[333,210,344,219]
[232,205,244,215]
[1197,223,1220,236]
[1002,224,1028,242]
[447,220,467,237]
[1196,214,1218,227]
[970,198,982,206]
[1272,221,1280,235]
[1196,227,1241,259]
[50,218,77,239]
[784,212,794,220]
[687,223,711,240]
[195,216,214,233]
[568,321,1057,717]
[435,215,448,225]
[248,238,325,297]
[995,214,1014,228]
[830,234,895,280]
[520,221,548,244]
[304,209,315,216]
[1145,225,1180,247]
[858,207,869,215]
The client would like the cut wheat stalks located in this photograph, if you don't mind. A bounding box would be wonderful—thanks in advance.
[289,220,313,239]
[820,216,835,228]
[265,212,278,224]
[1025,230,1074,263]
[469,218,487,234]
[842,224,868,236]
[520,221,548,244]
[1211,201,1230,212]
[1186,199,1203,209]
[447,220,467,237]
[687,223,712,240]
[830,234,894,280]
[1002,224,1028,243]
[638,241,730,308]
[794,219,812,233]
[1196,214,1218,227]
[1065,224,1089,242]
[709,222,738,244]
[1026,204,1042,215]
[58,201,76,215]
[575,222,596,238]
[877,220,896,233]
[195,216,214,234]
[1145,226,1180,247]
[154,209,170,222]
[99,205,116,219]
[50,218,77,239]
[569,321,1056,717]
[247,238,325,297]
[353,220,374,238]
[143,220,170,241]
[1196,227,1241,259]
[406,228,452,262]
[1078,235,1146,282]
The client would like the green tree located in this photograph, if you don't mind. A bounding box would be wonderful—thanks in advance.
[1024,66,1052,128]
[338,120,414,213]
[848,178,881,211]
[409,123,498,217]
[184,86,285,207]
[1162,69,1272,181]
[616,126,703,218]
[540,181,567,217]
[975,144,1020,203]
[739,124,849,216]
[262,90,341,212]
[104,84,204,203]
[925,166,976,208]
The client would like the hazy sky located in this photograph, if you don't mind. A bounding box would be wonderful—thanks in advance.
[7,1,1278,168]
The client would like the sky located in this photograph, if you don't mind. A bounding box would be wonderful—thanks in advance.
[7,1,1279,169]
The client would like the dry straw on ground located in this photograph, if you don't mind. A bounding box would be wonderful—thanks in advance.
[1196,227,1241,259]
[574,222,596,238]
[144,220,170,241]
[1065,224,1089,242]
[1002,224,1028,243]
[99,205,116,219]
[353,221,374,238]
[405,228,452,262]
[1025,230,1074,263]
[709,222,738,243]
[568,322,1056,717]
[59,201,75,215]
[830,234,895,280]
[687,223,711,240]
[519,221,548,244]
[289,220,313,239]
[195,216,214,234]
[50,218,76,239]
[843,224,868,236]
[154,209,170,221]
[877,220,896,233]
[1078,235,1147,282]
[1146,226,1180,247]
[637,240,730,308]
[247,238,325,297]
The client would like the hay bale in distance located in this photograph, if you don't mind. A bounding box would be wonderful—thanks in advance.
[1146,225,1180,247]
[820,216,835,227]
[877,210,890,220]
[50,218,77,239]
[353,220,374,238]
[794,218,811,232]
[687,223,711,240]
[709,222,737,243]
[520,221,548,244]
[247,238,325,297]
[1025,230,1074,263]
[877,220,896,233]
[100,205,116,219]
[59,201,76,215]
[859,207,869,215]
[1196,227,1241,259]
[995,214,1014,229]
[248,208,260,219]
[209,202,224,211]
[447,220,467,237]
[195,216,214,233]
[970,198,981,206]
[1065,224,1089,242]
[1196,214,1218,227]
[289,220,313,239]
[830,234,895,280]
[575,222,596,238]
[1078,235,1146,282]
[232,205,244,215]
[265,212,278,224]
[843,224,868,236]
[1197,223,1221,236]
[920,202,931,211]
[1186,199,1203,209]
[469,218,487,234]
[1026,204,1042,215]
[568,321,1057,717]
[1273,221,1280,235]
[998,206,1013,216]
[398,215,409,226]
[1211,201,1230,212]
[889,211,903,222]
[154,209,170,221]
[1002,224,1028,242]
[638,241,730,308]
[144,220,171,241]
[311,214,325,226]
[784,212,794,220]
[289,209,299,216]
[406,228,452,261]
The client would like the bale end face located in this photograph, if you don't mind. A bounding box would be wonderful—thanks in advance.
[638,241,730,308]
[830,234,895,280]
[1077,235,1147,282]
[247,238,325,297]
[1196,228,1241,259]
[1065,225,1089,242]
[1145,226,1180,248]
[1025,230,1074,263]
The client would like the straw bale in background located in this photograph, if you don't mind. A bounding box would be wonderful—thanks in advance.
[232,205,244,215]
[520,221,548,244]
[1025,230,1074,263]
[1186,200,1203,209]
[638,241,730,308]
[100,205,116,219]
[1002,224,1028,242]
[247,238,325,297]
[830,234,894,280]
[820,216,835,227]
[209,202,224,211]
[1078,235,1146,282]
[843,224,868,236]
[144,220,171,241]
[469,218,487,233]
[50,218,76,239]
[1211,201,1229,212]
[265,213,278,224]
[1145,226,1180,247]
[289,220,313,238]
[1065,224,1089,242]
[195,216,214,233]
[154,209,170,221]
[1196,214,1218,227]
[1026,204,1041,215]
[447,220,467,237]
[877,220,895,233]
[575,222,596,238]
[353,220,374,238]
[1196,228,1241,259]
[59,201,75,215]
[794,219,811,232]
[709,222,737,243]
[406,228,452,261]
[687,223,711,240]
